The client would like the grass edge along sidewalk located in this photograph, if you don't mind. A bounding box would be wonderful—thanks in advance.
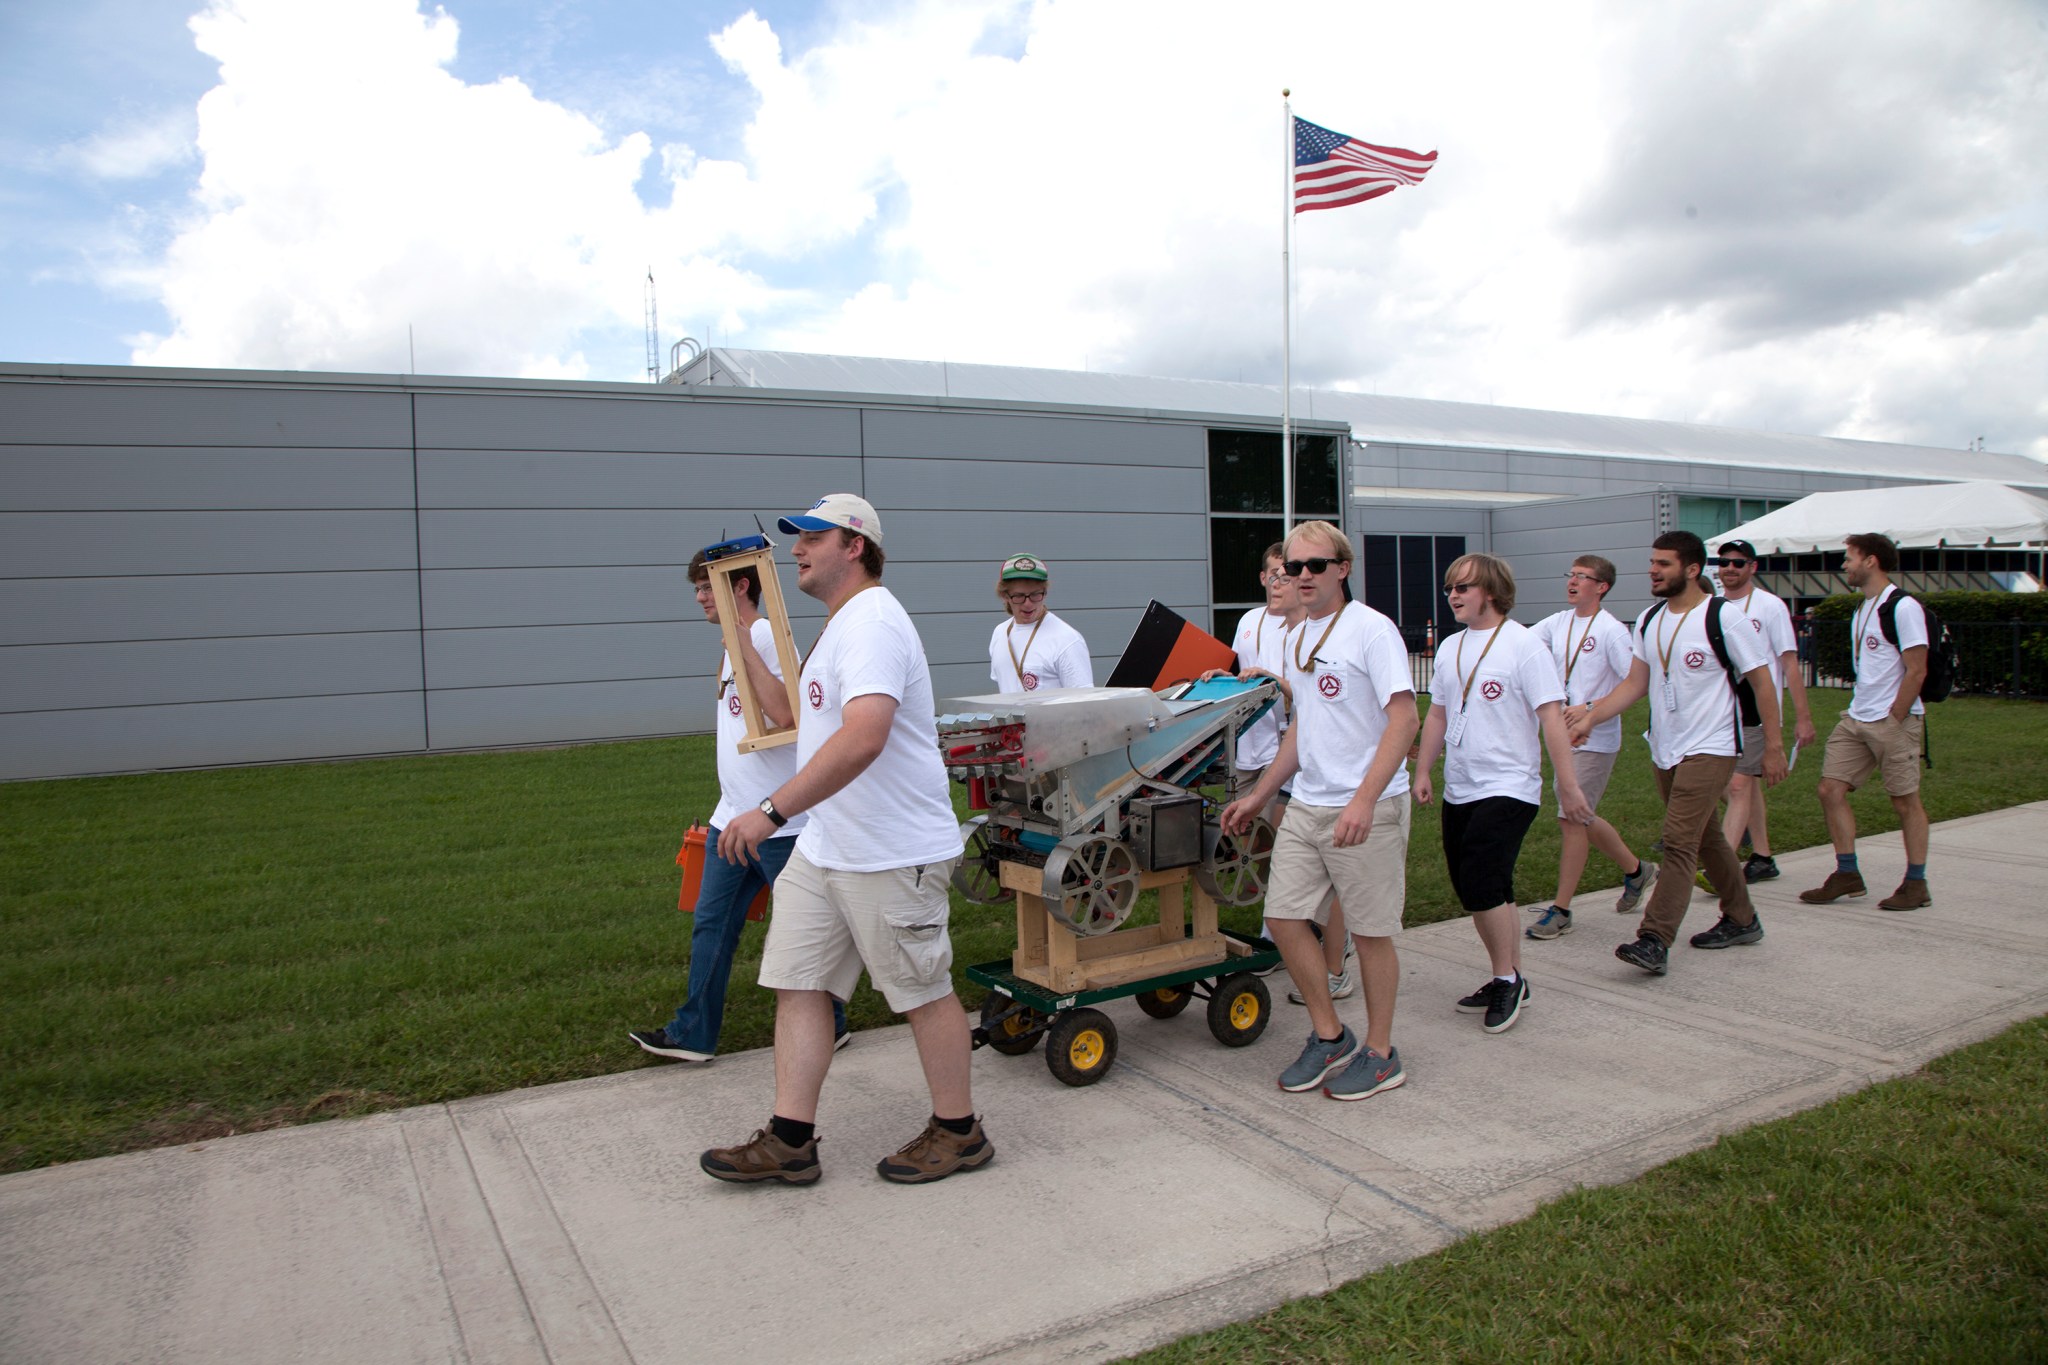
[1127,1015,2048,1365]
[4,692,2047,1173]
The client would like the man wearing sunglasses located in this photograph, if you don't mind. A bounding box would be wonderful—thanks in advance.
[1221,522,1415,1102]
[1715,539,1816,884]
[988,554,1093,693]
[1415,554,1594,1034]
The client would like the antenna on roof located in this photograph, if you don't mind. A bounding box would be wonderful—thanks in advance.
[644,269,660,384]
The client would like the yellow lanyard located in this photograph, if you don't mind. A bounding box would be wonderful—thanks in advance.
[1294,607,1343,673]
[1851,592,1883,673]
[1006,616,1045,681]
[1655,601,1699,681]
[1455,624,1504,710]
[1561,614,1593,694]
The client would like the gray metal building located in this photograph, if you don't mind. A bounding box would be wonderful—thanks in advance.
[5,353,2042,781]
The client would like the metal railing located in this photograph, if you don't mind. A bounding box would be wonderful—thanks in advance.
[1798,616,2048,700]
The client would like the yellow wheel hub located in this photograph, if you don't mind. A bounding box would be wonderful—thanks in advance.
[1068,1028,1107,1069]
[1229,993,1260,1029]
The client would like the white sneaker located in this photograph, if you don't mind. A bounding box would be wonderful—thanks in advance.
[1288,963,1358,1004]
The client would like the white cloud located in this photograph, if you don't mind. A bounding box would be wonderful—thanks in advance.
[118,0,2048,459]
[65,111,198,180]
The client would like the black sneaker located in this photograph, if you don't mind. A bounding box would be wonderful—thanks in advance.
[1615,934,1669,975]
[1455,979,1496,1013]
[1689,913,1763,949]
[630,1028,713,1062]
[1482,975,1529,1033]
[833,1029,852,1052]
[1743,854,1780,883]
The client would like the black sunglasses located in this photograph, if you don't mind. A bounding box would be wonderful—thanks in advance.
[1719,558,1751,569]
[1282,557,1338,577]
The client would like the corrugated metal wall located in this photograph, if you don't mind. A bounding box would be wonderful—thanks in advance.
[1,369,1209,780]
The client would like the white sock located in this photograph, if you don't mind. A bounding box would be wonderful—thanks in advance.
[1495,972,1518,984]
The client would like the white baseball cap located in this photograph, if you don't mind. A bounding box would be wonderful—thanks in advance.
[777,493,883,544]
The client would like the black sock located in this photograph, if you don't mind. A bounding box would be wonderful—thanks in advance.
[932,1112,975,1136]
[769,1114,815,1148]
[1318,1030,1345,1045]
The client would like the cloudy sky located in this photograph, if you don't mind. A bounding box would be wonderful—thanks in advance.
[3,0,2045,457]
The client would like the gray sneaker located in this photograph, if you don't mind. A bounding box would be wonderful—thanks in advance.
[1278,1025,1359,1092]
[1615,859,1659,914]
[1287,962,1358,1004]
[1525,905,1573,940]
[1323,1046,1405,1101]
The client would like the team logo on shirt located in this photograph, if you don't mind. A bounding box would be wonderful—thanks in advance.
[1317,673,1342,698]
[1685,650,1707,670]
[1481,679,1504,701]
[1750,618,1764,633]
[807,680,824,709]
[1866,635,1882,651]
[727,694,742,717]
[1580,637,1596,653]
[1022,672,1039,691]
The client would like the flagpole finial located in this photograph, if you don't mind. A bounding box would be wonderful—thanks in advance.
[1282,87,1290,97]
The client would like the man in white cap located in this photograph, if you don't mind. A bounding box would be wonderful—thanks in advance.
[988,553,1093,693]
[701,494,991,1186]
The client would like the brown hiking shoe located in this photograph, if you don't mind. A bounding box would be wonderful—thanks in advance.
[876,1117,994,1184]
[1879,879,1932,911]
[700,1127,821,1184]
[1798,870,1867,904]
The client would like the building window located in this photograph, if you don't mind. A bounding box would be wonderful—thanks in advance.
[1362,533,1464,646]
[1209,429,1343,636]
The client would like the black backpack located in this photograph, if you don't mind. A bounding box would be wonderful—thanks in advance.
[1640,597,1755,750]
[1875,591,1958,704]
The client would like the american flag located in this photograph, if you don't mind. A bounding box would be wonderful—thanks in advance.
[1293,117,1437,213]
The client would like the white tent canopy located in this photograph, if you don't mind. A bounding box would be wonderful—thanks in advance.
[1714,481,2048,555]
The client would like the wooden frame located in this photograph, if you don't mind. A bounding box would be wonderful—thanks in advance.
[1001,861,1228,994]
[705,546,802,753]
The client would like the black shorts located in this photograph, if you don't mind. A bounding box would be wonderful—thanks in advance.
[1441,796,1539,914]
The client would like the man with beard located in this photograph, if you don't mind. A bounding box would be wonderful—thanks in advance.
[1800,532,1933,911]
[1569,533,1787,976]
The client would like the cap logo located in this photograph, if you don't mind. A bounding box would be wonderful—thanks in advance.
[846,516,863,529]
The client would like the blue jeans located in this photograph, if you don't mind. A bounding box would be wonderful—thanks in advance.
[664,828,844,1054]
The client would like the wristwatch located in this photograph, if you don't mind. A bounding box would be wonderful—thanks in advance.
[758,797,788,828]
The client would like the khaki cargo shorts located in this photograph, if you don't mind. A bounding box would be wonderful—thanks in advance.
[1555,747,1618,813]
[1821,714,1923,797]
[1262,795,1409,937]
[758,847,962,1013]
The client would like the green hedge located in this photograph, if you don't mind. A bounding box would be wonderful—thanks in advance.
[1806,592,2048,696]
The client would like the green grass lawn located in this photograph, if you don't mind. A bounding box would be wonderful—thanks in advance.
[1129,1015,2048,1364]
[3,691,2044,1172]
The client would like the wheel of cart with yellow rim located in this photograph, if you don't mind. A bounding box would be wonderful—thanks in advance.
[1044,1008,1118,1086]
[1132,983,1194,1019]
[1205,971,1271,1047]
[979,992,1044,1056]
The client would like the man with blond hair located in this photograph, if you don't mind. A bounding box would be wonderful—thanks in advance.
[1222,521,1415,1101]
[1414,553,1593,1033]
[1524,553,1659,941]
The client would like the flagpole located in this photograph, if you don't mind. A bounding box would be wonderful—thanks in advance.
[1281,89,1295,539]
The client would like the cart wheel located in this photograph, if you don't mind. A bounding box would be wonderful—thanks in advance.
[1133,983,1194,1019]
[1206,972,1271,1047]
[980,993,1043,1056]
[1045,1009,1118,1086]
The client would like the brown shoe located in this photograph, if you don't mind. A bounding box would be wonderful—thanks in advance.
[700,1127,821,1184]
[876,1117,994,1184]
[1798,870,1867,904]
[1879,879,1932,911]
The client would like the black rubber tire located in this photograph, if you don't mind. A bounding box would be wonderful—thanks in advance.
[979,992,1043,1056]
[1205,972,1271,1047]
[1044,1008,1119,1086]
[1132,984,1194,1019]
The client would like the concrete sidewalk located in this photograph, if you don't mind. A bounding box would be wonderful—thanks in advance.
[5,804,2045,1365]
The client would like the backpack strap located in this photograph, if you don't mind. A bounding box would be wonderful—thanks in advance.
[1877,587,1902,650]
[1701,598,1750,749]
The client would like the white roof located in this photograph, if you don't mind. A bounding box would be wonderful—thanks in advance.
[676,347,2048,488]
[1715,481,2048,553]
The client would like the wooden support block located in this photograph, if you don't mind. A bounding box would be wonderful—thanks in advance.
[705,546,802,753]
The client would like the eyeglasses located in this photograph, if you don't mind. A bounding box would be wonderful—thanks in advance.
[1564,571,1602,584]
[1445,581,1479,597]
[1003,590,1046,604]
[1282,557,1338,577]
[1718,558,1751,569]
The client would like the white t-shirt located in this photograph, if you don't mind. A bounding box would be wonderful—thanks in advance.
[988,611,1094,693]
[794,586,962,872]
[709,617,807,838]
[1286,602,1414,808]
[1230,607,1293,769]
[1725,587,1798,699]
[1531,607,1633,754]
[1848,585,1928,722]
[1430,619,1564,805]
[1630,598,1773,770]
